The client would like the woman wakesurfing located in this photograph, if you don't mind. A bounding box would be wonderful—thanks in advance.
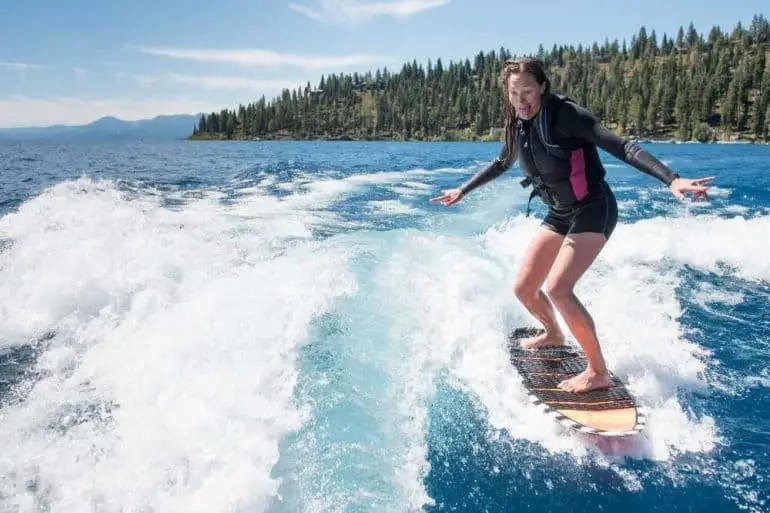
[431,58,713,393]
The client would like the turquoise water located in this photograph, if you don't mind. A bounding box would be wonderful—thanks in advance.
[0,139,768,512]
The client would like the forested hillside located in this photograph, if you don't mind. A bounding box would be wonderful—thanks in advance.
[191,15,770,143]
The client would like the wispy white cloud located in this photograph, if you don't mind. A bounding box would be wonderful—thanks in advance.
[0,61,52,70]
[0,62,53,84]
[289,0,450,24]
[166,73,305,91]
[0,95,224,128]
[133,46,396,70]
[117,71,307,92]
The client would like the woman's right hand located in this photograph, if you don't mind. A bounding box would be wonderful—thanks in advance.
[430,188,465,206]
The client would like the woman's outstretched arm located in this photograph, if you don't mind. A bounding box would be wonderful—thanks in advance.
[554,100,681,185]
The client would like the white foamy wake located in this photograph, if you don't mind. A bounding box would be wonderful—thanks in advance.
[372,206,769,497]
[474,214,746,458]
[265,230,477,513]
[0,177,356,512]
[0,162,482,513]
[2,166,766,512]
[602,214,770,282]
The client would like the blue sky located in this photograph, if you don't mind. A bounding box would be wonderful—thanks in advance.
[0,0,765,127]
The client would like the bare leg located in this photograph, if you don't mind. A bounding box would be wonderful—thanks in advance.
[544,232,612,393]
[512,227,566,349]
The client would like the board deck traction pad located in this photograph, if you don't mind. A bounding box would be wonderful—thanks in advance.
[509,327,647,437]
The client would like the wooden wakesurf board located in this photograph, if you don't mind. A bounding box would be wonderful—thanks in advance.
[509,327,646,437]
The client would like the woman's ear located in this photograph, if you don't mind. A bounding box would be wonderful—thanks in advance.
[540,83,546,95]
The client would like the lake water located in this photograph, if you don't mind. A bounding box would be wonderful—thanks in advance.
[1,139,768,512]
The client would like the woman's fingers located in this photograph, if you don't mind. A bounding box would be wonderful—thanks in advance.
[430,189,463,206]
[670,176,714,201]
[430,192,450,202]
[687,182,711,201]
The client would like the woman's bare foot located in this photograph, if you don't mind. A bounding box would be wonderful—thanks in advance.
[520,330,565,349]
[558,368,612,393]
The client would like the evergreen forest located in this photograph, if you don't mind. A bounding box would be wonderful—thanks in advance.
[191,15,770,143]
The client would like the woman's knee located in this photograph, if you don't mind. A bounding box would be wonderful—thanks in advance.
[543,276,573,302]
[513,277,539,304]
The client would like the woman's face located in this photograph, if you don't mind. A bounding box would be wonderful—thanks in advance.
[507,71,545,120]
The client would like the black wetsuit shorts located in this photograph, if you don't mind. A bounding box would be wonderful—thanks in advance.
[541,180,617,238]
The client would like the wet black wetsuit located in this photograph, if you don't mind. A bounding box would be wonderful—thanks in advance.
[460,93,680,238]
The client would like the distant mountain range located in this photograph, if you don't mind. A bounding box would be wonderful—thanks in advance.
[0,114,202,140]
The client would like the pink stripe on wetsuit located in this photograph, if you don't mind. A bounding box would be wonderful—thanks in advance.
[569,148,589,202]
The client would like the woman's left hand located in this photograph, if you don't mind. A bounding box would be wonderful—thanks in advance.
[669,176,715,201]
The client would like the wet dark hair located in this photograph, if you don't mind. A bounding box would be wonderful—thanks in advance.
[499,58,552,165]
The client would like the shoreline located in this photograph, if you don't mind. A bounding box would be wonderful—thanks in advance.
[187,125,769,145]
[186,134,770,145]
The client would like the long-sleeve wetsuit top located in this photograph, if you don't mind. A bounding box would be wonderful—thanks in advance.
[459,94,680,209]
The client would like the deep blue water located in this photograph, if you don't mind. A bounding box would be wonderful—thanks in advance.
[0,139,768,512]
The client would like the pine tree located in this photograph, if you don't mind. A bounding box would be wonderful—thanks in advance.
[764,102,770,139]
[629,92,645,134]
[751,69,770,137]
[675,74,691,140]
[722,75,739,132]
[648,29,658,56]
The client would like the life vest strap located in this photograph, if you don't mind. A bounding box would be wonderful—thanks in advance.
[525,189,539,217]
